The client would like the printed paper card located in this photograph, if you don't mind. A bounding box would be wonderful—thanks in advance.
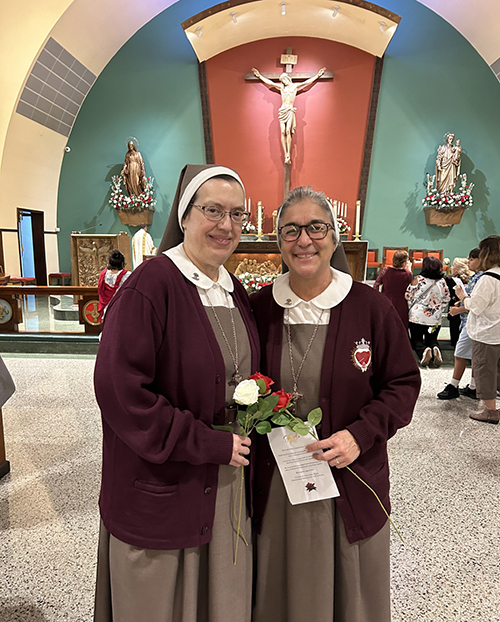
[267,426,340,505]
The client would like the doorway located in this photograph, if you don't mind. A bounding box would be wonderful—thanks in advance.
[17,209,48,286]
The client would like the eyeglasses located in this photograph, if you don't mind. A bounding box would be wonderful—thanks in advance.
[278,222,334,242]
[192,204,249,224]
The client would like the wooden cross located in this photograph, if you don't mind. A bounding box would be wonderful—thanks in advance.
[245,48,333,197]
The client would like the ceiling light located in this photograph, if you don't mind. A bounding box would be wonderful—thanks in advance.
[332,5,339,17]
[195,26,202,37]
[230,11,237,23]
[281,2,286,16]
[379,21,388,33]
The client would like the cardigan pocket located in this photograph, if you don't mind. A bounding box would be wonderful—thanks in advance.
[134,480,179,495]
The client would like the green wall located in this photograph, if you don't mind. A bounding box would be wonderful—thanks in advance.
[58,0,500,270]
[57,0,210,271]
[365,0,500,259]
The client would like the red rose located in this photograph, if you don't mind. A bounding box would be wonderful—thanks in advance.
[249,372,274,391]
[272,389,292,411]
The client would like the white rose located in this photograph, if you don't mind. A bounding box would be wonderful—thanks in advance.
[233,379,259,406]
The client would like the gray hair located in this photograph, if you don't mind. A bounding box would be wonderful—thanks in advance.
[277,186,339,249]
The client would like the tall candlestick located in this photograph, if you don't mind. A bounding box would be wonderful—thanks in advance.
[333,200,338,217]
[355,200,361,240]
[257,201,263,241]
[248,198,251,215]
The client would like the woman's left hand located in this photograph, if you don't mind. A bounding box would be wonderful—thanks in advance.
[306,430,361,468]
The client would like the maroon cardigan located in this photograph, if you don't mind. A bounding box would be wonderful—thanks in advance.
[94,254,259,550]
[250,281,421,543]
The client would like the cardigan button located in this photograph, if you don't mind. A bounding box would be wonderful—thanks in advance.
[265,460,271,467]
[204,487,212,495]
[321,397,328,403]
[201,526,209,535]
[215,375,221,384]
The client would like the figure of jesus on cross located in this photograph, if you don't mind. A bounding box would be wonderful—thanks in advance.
[252,65,326,165]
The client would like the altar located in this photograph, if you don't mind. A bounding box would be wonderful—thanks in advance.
[225,240,368,282]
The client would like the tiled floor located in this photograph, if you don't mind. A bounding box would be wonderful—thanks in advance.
[0,356,498,621]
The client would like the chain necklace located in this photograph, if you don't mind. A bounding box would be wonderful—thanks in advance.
[285,307,324,413]
[205,289,242,387]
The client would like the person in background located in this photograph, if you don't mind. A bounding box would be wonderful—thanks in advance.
[132,224,156,268]
[437,248,482,400]
[406,256,450,367]
[93,164,258,622]
[373,250,413,328]
[456,235,500,423]
[97,249,131,322]
[251,186,420,622]
[444,257,472,347]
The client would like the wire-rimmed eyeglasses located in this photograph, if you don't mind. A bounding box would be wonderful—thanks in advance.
[193,204,250,224]
[278,222,334,242]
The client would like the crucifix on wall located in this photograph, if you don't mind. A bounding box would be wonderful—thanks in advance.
[246,48,333,195]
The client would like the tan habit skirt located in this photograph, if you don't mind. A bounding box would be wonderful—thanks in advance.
[253,470,391,622]
[94,465,252,622]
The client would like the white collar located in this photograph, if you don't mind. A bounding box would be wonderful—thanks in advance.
[273,268,352,309]
[164,243,234,292]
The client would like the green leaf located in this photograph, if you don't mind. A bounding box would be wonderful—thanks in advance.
[237,411,247,427]
[307,408,322,427]
[247,402,258,415]
[264,394,280,411]
[255,421,272,435]
[271,413,290,426]
[293,422,311,436]
[256,378,267,394]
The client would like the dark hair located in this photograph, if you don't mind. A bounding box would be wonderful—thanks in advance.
[468,247,480,259]
[277,186,339,249]
[107,249,126,270]
[420,255,444,280]
[478,235,500,270]
[183,174,243,221]
[392,250,409,269]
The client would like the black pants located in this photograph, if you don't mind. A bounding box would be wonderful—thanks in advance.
[408,322,441,360]
[448,313,461,347]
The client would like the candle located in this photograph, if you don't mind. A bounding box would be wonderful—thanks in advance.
[248,198,251,215]
[333,200,338,217]
[257,201,263,240]
[355,200,361,238]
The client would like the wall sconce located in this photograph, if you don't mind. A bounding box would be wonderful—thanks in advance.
[332,5,339,17]
[281,2,286,16]
[195,26,202,37]
[379,21,388,33]
[230,11,237,23]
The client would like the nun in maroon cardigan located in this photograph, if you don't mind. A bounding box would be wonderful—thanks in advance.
[250,186,420,622]
[93,165,259,622]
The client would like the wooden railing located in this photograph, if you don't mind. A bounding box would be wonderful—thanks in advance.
[0,286,100,334]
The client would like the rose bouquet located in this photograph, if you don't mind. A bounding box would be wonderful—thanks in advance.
[227,373,403,562]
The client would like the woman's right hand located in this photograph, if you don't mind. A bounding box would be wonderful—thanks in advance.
[230,434,251,467]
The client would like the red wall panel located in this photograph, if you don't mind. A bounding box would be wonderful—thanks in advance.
[205,37,375,235]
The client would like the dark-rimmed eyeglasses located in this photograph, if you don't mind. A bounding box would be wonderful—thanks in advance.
[193,204,249,224]
[278,222,334,242]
